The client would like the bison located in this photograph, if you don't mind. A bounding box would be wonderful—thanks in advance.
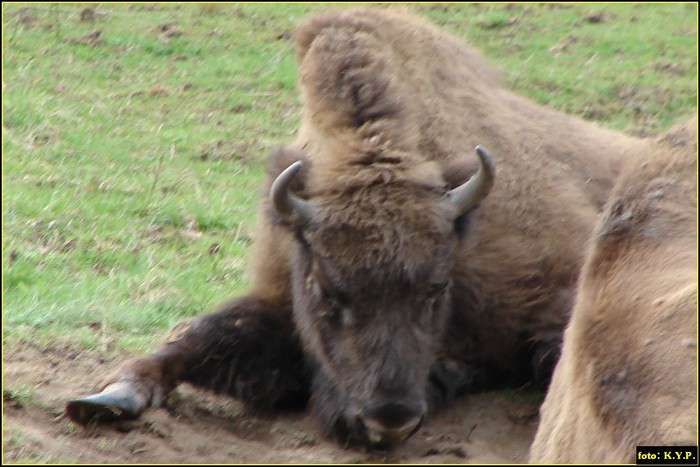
[66,7,641,450]
[529,117,697,463]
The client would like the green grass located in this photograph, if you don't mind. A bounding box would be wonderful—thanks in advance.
[2,4,697,355]
[419,3,697,131]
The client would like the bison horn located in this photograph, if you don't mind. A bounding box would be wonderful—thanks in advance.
[446,145,495,216]
[270,161,315,227]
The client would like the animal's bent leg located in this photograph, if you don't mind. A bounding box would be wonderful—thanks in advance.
[66,296,310,425]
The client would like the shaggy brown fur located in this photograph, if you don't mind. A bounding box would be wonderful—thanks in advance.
[529,117,697,463]
[67,7,647,450]
[254,6,640,388]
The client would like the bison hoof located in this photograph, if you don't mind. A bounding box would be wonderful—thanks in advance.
[66,382,147,425]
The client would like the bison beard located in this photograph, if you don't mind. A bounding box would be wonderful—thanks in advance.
[66,7,636,451]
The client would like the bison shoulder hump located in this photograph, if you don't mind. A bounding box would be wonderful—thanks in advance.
[294,10,406,130]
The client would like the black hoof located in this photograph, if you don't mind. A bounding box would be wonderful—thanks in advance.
[66,382,147,425]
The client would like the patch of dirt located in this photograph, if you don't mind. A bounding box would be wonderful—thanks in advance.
[197,140,255,165]
[68,30,103,47]
[156,22,184,39]
[583,11,606,24]
[3,339,541,463]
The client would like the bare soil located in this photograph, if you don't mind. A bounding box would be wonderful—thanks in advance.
[3,339,541,463]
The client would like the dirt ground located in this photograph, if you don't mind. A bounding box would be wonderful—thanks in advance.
[3,338,542,464]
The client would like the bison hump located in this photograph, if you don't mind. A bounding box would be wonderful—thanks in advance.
[294,10,411,132]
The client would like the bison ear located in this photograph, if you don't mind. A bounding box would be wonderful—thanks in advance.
[445,146,495,217]
[266,147,316,228]
[442,156,480,192]
[265,146,310,191]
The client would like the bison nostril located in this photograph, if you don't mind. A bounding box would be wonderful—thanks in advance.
[363,401,424,428]
[361,414,423,448]
[359,401,425,447]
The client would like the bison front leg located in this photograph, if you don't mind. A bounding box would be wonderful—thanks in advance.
[66,297,311,425]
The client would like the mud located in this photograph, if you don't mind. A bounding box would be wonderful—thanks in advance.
[3,339,540,463]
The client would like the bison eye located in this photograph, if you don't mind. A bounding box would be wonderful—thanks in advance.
[313,282,346,322]
[428,280,452,299]
[424,280,452,320]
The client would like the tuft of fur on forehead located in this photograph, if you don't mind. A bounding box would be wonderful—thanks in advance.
[303,180,456,290]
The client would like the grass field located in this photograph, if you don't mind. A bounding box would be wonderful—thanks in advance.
[3,3,697,358]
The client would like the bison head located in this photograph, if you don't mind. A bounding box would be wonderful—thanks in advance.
[271,147,494,450]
